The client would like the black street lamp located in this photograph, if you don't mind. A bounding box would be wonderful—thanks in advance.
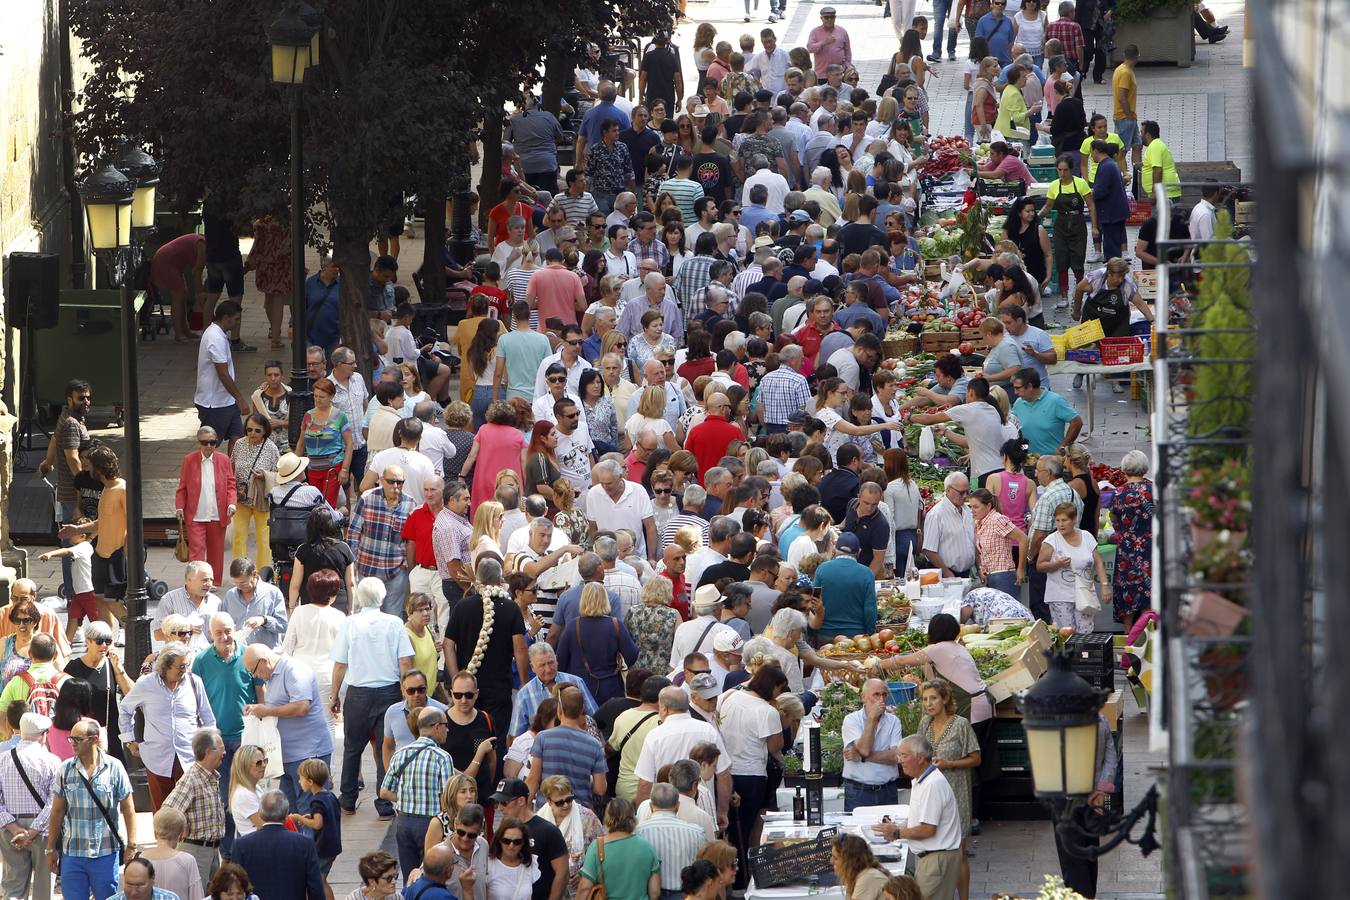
[1018,652,1161,860]
[79,146,160,668]
[268,0,318,448]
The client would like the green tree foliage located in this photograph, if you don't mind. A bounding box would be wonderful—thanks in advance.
[1187,212,1253,457]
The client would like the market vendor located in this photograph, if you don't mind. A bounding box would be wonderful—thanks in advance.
[975,141,1033,190]
[902,354,970,410]
[875,613,994,747]
[1071,257,1154,338]
[1077,114,1125,184]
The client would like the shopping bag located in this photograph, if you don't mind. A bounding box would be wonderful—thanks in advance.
[918,426,936,462]
[1073,572,1101,611]
[242,714,284,781]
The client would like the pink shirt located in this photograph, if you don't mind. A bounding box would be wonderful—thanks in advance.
[528,264,585,330]
[995,154,1034,185]
[806,25,852,76]
[469,423,526,512]
[922,641,995,723]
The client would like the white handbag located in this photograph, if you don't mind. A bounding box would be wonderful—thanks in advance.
[1073,571,1101,612]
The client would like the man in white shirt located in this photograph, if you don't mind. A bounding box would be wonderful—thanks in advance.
[361,417,436,499]
[586,460,658,565]
[195,301,249,453]
[748,29,790,94]
[552,396,596,508]
[667,585,738,670]
[532,363,585,430]
[606,194,640,231]
[921,471,978,577]
[826,333,882,392]
[533,324,596,397]
[740,155,791,215]
[329,346,371,485]
[411,401,455,475]
[870,735,963,900]
[602,224,639,282]
[1187,183,1224,243]
[505,496,570,555]
[633,686,732,830]
[840,678,905,811]
[685,517,739,590]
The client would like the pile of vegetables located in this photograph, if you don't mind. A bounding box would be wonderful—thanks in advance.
[1091,462,1127,488]
[922,318,958,333]
[919,136,972,179]
[971,646,1014,679]
[919,227,964,259]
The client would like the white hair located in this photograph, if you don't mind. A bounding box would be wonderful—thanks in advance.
[83,620,114,643]
[811,166,831,186]
[787,275,807,292]
[1120,450,1150,476]
[644,271,666,290]
[594,306,616,322]
[528,642,556,661]
[595,459,624,480]
[354,576,387,610]
[943,471,969,490]
[724,331,747,352]
[185,560,213,580]
[769,607,808,636]
[901,733,934,760]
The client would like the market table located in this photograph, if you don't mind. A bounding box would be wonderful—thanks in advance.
[1046,359,1152,433]
[748,807,913,900]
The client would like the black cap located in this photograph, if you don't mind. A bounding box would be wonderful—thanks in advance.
[490,778,529,803]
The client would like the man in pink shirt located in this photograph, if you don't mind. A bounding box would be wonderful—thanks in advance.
[525,247,586,331]
[806,8,852,78]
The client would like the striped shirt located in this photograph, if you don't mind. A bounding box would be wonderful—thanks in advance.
[729,263,763,302]
[347,488,416,578]
[604,569,645,617]
[163,761,226,841]
[636,813,705,891]
[921,497,978,575]
[36,752,131,858]
[556,191,600,225]
[1030,479,1083,534]
[659,514,711,553]
[660,177,705,225]
[382,737,456,817]
[756,367,812,425]
[529,725,608,809]
[0,739,60,826]
[672,255,718,330]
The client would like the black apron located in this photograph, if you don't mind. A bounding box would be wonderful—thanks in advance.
[1083,284,1131,337]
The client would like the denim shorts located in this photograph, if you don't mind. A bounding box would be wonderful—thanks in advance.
[1115,118,1141,149]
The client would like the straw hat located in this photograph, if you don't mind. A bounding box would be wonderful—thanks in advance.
[276,453,310,485]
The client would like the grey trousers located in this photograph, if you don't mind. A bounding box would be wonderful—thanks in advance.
[0,815,50,900]
[181,840,221,894]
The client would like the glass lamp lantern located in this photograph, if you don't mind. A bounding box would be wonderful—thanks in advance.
[79,162,135,251]
[267,0,316,85]
[298,0,321,67]
[1018,652,1108,799]
[112,142,161,229]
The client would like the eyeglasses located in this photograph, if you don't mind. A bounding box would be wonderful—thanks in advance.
[653,487,672,494]
[250,656,265,677]
[11,618,34,625]
[199,439,219,447]
[427,721,450,729]
[384,478,406,485]
[405,685,428,695]
[378,873,399,884]
[451,690,477,699]
[455,828,482,839]
[69,735,98,744]
[547,376,567,384]
[501,836,525,846]
[550,796,575,806]
[93,637,113,646]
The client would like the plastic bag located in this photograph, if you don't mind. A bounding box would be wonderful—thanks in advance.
[242,715,284,780]
[918,426,936,462]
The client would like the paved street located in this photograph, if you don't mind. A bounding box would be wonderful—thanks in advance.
[8,0,1250,893]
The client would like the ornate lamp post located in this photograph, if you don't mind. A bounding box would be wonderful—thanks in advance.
[267,0,318,447]
[79,146,160,667]
[1019,653,1161,860]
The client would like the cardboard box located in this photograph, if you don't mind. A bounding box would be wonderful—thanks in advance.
[987,662,1037,703]
[1009,641,1049,678]
[1024,620,1054,652]
[1102,689,1124,732]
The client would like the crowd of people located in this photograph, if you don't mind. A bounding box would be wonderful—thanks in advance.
[1,3,1179,899]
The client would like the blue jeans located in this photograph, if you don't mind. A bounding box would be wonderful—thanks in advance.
[281,753,332,813]
[395,813,433,881]
[843,779,899,812]
[931,0,958,56]
[380,569,410,616]
[340,683,401,816]
[59,500,78,598]
[894,529,917,572]
[963,92,975,143]
[61,851,120,900]
[471,385,495,430]
[985,570,1019,597]
[593,191,618,216]
[220,737,241,859]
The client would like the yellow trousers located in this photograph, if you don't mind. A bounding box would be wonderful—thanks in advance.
[231,503,272,568]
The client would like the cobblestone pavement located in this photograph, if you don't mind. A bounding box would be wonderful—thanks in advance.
[17,1,1252,892]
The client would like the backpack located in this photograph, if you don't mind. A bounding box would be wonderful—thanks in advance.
[21,670,69,718]
[268,483,317,546]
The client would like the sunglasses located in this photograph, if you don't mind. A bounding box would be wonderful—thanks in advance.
[654,487,672,494]
[686,668,711,676]
[501,836,525,846]
[93,637,113,646]
[455,828,482,839]
[378,873,399,884]
[560,412,580,419]
[246,427,266,434]
[172,629,193,638]
[254,758,269,765]
[384,478,406,485]
[405,685,428,695]
[547,376,567,384]
[199,439,219,447]
[452,690,477,699]
[550,796,575,806]
[11,618,35,625]
[566,339,582,346]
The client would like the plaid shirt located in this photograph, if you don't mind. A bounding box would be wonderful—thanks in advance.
[1030,478,1084,534]
[975,511,1018,575]
[0,739,60,827]
[347,488,416,578]
[35,751,131,858]
[162,761,225,841]
[381,736,456,817]
[431,507,473,579]
[672,254,718,330]
[756,366,812,425]
[630,236,671,270]
[1045,18,1085,68]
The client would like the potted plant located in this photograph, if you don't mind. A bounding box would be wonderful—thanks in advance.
[1183,458,1250,551]
[1110,0,1196,66]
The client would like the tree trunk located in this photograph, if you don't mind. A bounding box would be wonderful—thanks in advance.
[541,52,569,116]
[419,179,448,305]
[478,105,505,231]
[333,230,375,382]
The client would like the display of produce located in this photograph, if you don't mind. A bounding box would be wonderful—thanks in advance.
[919,135,973,179]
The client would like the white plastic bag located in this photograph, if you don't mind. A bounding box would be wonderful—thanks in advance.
[242,715,284,780]
[918,426,936,462]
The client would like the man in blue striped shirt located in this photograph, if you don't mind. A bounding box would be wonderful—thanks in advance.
[636,783,705,900]
[526,685,607,810]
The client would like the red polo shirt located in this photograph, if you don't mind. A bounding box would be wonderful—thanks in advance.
[662,571,690,619]
[795,321,837,364]
[685,414,745,482]
[400,504,439,567]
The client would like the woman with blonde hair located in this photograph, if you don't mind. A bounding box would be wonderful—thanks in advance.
[1065,443,1101,538]
[470,500,505,571]
[581,274,625,338]
[538,775,605,890]
[601,329,641,386]
[424,772,480,855]
[398,361,430,412]
[141,806,205,900]
[557,583,638,703]
[625,576,681,673]
[970,57,1000,142]
[625,384,679,451]
[867,96,900,142]
[229,744,268,839]
[786,506,834,568]
[696,839,739,900]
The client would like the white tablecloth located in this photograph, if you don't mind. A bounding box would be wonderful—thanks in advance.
[747,807,912,900]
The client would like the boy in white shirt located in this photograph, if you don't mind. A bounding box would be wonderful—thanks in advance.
[39,519,98,640]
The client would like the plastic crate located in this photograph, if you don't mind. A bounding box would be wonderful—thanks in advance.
[1029,164,1058,183]
[1065,632,1116,688]
[887,681,917,706]
[1065,348,1102,364]
[1064,318,1106,348]
[1050,333,1069,359]
[1099,336,1146,365]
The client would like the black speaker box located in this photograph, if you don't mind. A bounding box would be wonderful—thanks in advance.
[6,251,61,330]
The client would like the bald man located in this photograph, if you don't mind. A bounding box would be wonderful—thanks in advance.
[839,678,905,810]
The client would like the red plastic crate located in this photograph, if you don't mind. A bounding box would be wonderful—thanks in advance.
[1099,336,1146,366]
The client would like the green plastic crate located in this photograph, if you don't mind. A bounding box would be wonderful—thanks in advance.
[1029,164,1057,183]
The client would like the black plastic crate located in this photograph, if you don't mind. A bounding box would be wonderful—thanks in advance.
[990,718,1029,746]
[1077,670,1116,691]
[983,775,1038,800]
[1065,633,1117,687]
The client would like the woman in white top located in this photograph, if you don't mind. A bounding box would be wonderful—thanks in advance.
[912,377,1010,487]
[717,665,789,858]
[280,569,348,735]
[1012,0,1049,65]
[581,275,624,339]
[786,505,835,568]
[1037,500,1109,633]
[813,378,903,460]
[486,819,542,900]
[229,744,267,838]
[882,449,924,574]
[625,385,679,451]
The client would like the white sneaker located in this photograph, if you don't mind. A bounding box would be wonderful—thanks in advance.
[1073,374,1084,390]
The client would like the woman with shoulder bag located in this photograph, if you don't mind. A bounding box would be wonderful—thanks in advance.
[557,585,639,704]
[576,798,659,900]
[1037,501,1108,633]
[231,414,281,569]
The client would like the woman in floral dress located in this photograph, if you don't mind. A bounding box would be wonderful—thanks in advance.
[624,577,681,674]
[244,215,293,350]
[1109,449,1155,632]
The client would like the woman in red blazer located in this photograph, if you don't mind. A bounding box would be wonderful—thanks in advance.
[175,425,238,579]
